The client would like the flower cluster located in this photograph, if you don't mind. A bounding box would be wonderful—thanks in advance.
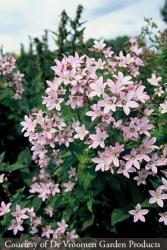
[21,110,73,168]
[20,38,167,229]
[30,169,76,201]
[0,201,78,240]
[0,55,16,76]
[0,54,24,99]
[147,72,167,114]
[41,219,78,241]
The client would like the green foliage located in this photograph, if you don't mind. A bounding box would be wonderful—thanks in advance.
[111,209,130,226]
[161,0,167,24]
[1,4,167,238]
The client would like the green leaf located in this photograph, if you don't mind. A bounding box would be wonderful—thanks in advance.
[62,208,73,221]
[0,213,11,227]
[150,178,161,189]
[81,215,94,231]
[87,199,93,213]
[107,175,121,191]
[17,148,31,165]
[141,199,157,208]
[31,197,42,211]
[0,152,7,172]
[0,152,5,164]
[111,209,130,226]
[128,182,141,203]
[10,187,25,204]
[73,147,90,164]
[0,214,11,237]
[78,168,95,190]
[0,88,12,100]
[6,163,25,172]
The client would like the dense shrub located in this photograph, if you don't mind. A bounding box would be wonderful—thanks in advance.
[0,8,167,239]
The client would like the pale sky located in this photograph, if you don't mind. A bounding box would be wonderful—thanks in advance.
[0,0,166,53]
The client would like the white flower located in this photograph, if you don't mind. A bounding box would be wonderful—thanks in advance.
[74,124,88,140]
[160,100,167,114]
[149,187,167,207]
[0,174,5,183]
[93,39,106,51]
[0,202,11,216]
[147,73,162,86]
[89,77,106,97]
[129,203,149,222]
[159,212,167,225]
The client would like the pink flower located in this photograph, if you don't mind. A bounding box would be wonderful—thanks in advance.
[103,47,114,58]
[64,181,75,192]
[130,37,143,55]
[131,45,143,56]
[92,143,124,171]
[122,120,140,140]
[149,187,167,207]
[117,93,139,115]
[89,127,109,148]
[114,71,133,86]
[58,126,74,147]
[139,137,159,154]
[0,202,11,216]
[117,161,136,178]
[160,99,167,114]
[57,219,68,233]
[74,124,88,140]
[21,115,36,134]
[66,230,79,242]
[133,169,150,185]
[45,80,63,95]
[154,86,164,97]
[123,149,149,170]
[117,52,134,67]
[144,108,154,116]
[41,225,54,238]
[30,216,42,235]
[44,206,53,217]
[66,95,84,109]
[92,150,110,172]
[159,212,167,225]
[145,153,166,174]
[30,226,38,235]
[50,183,61,196]
[137,117,154,137]
[89,77,106,97]
[0,55,24,99]
[163,146,167,157]
[86,104,101,121]
[11,205,29,220]
[101,112,113,124]
[68,167,77,178]
[98,94,117,113]
[113,119,122,129]
[161,177,167,190]
[147,73,161,86]
[8,218,24,235]
[42,94,64,111]
[129,203,149,222]
[26,207,36,219]
[0,174,5,183]
[30,170,61,201]
[93,39,106,51]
